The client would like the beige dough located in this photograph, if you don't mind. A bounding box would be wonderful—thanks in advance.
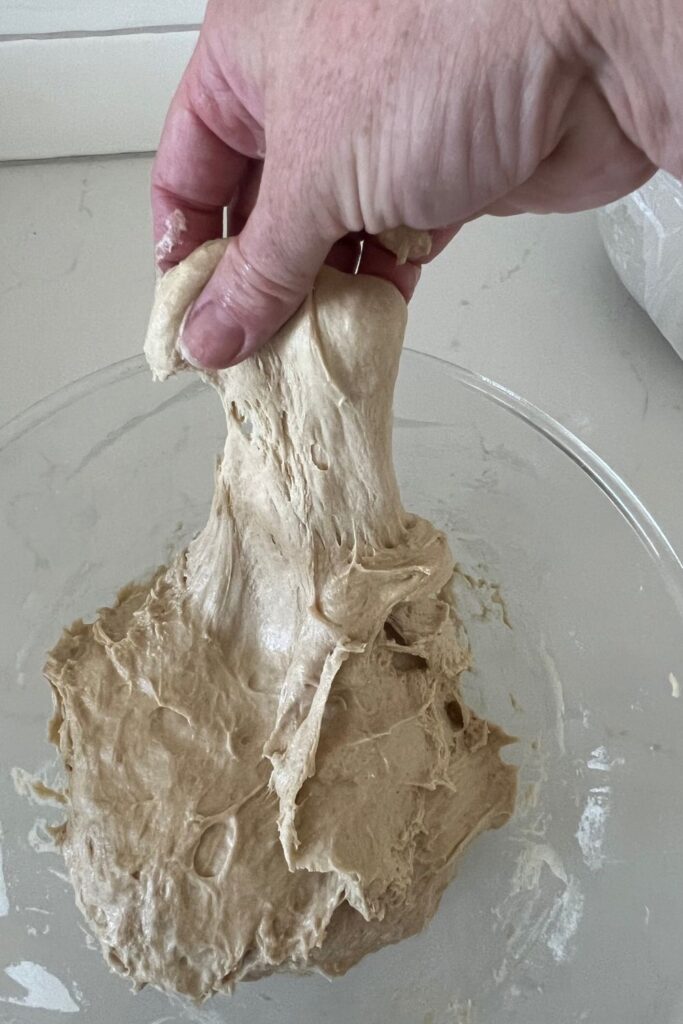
[45,237,517,1001]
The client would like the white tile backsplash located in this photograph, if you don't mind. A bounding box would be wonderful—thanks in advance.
[0,1,205,36]
[0,32,198,160]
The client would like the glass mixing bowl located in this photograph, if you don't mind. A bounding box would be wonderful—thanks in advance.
[1,351,682,1024]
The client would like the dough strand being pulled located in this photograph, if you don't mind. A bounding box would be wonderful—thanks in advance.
[45,237,516,1000]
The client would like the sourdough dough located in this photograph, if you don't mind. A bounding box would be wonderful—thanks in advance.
[45,237,517,1000]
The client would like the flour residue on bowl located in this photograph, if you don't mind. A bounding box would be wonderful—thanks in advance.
[489,722,586,991]
[539,636,566,755]
[11,764,67,806]
[449,997,475,1023]
[586,745,624,773]
[0,961,79,1014]
[496,835,584,965]
[28,817,62,855]
[0,823,9,917]
[452,567,513,631]
[576,789,610,872]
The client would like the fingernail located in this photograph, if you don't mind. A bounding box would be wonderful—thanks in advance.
[178,334,204,370]
[181,299,246,370]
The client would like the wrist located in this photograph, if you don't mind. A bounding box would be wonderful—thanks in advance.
[570,0,682,176]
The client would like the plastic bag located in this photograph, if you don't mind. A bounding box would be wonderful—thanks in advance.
[598,171,683,358]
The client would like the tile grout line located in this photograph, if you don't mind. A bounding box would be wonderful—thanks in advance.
[0,151,156,169]
[0,24,200,43]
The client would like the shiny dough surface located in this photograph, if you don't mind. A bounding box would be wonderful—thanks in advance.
[45,238,517,1000]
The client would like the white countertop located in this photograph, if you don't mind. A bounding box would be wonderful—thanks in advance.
[2,154,682,554]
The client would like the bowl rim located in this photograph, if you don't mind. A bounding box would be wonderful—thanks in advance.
[1,349,681,615]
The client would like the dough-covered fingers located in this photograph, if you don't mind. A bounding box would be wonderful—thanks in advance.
[357,238,422,303]
[151,50,259,272]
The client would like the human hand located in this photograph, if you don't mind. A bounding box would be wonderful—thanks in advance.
[152,0,667,370]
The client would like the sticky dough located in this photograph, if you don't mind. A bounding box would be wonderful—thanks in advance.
[45,236,517,1000]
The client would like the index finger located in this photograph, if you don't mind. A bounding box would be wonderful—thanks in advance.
[151,57,253,271]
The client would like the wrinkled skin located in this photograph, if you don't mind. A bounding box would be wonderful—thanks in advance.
[152,0,681,369]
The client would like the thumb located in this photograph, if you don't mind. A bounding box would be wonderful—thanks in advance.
[181,173,337,369]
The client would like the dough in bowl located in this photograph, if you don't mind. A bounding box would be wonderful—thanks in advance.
[45,237,517,1000]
